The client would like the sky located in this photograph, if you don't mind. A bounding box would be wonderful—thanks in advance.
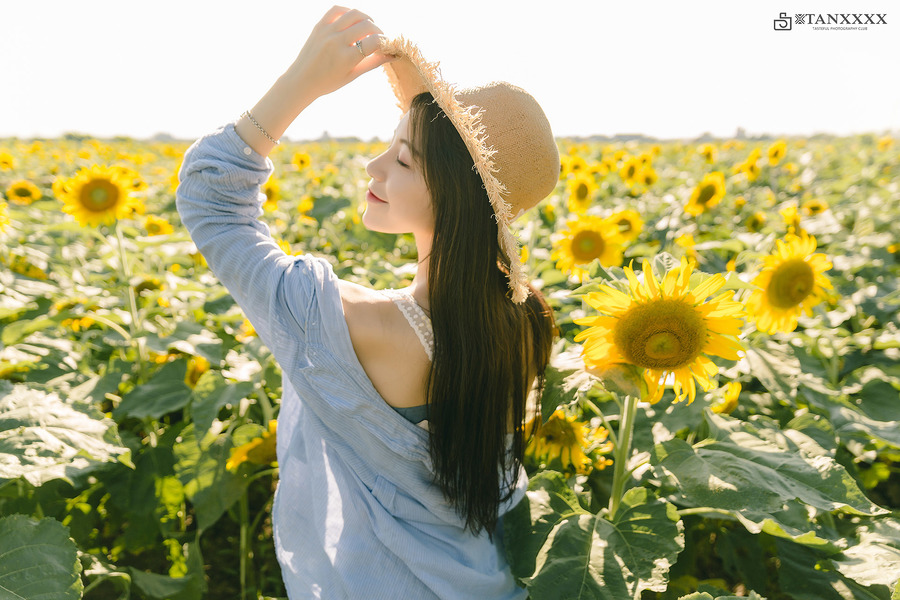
[3,0,898,142]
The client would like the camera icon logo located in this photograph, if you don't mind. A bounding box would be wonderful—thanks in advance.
[774,12,792,30]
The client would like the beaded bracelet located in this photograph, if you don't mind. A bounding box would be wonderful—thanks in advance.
[242,110,280,145]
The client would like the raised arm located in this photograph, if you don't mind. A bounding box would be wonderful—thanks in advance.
[176,6,392,347]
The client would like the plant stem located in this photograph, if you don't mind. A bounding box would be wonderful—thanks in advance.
[115,222,148,378]
[608,393,639,519]
[239,491,250,600]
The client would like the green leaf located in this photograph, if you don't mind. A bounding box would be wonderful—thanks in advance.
[776,539,891,600]
[651,411,886,518]
[0,382,130,486]
[678,593,767,600]
[504,471,586,580]
[831,521,900,591]
[0,316,56,346]
[173,425,248,531]
[522,487,684,599]
[115,360,192,420]
[189,371,255,439]
[0,515,83,599]
[143,321,223,363]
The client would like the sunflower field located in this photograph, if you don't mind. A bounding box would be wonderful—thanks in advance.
[1,130,898,600]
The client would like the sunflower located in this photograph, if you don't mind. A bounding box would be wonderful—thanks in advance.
[6,180,42,205]
[144,215,174,236]
[684,171,726,216]
[552,215,626,281]
[801,198,828,216]
[525,409,613,475]
[609,208,644,242]
[262,178,280,212]
[0,151,15,170]
[745,231,832,334]
[746,212,767,233]
[0,201,8,232]
[767,140,787,166]
[698,143,717,163]
[877,136,894,152]
[226,420,278,472]
[58,165,138,226]
[618,156,642,186]
[185,355,210,388]
[779,203,802,233]
[292,151,312,171]
[566,173,598,213]
[575,257,745,404]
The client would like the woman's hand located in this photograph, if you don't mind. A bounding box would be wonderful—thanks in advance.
[234,5,393,157]
[283,5,393,101]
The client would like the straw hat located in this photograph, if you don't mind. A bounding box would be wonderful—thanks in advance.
[378,36,560,303]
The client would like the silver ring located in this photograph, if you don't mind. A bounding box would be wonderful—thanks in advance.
[355,40,365,56]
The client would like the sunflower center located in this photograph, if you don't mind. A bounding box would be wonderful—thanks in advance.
[80,179,119,211]
[14,187,33,198]
[614,298,707,370]
[575,182,589,201]
[617,218,632,233]
[571,230,605,263]
[767,259,815,308]
[697,184,716,205]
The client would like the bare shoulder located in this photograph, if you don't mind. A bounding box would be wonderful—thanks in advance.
[337,280,395,335]
[337,280,430,408]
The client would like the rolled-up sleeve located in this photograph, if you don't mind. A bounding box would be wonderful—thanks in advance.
[175,122,315,355]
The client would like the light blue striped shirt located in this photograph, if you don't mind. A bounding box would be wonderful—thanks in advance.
[176,122,528,600]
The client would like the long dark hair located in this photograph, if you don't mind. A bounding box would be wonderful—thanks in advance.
[407,92,557,540]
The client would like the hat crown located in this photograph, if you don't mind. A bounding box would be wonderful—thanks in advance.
[456,82,559,215]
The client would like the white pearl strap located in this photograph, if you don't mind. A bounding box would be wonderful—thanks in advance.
[381,289,434,361]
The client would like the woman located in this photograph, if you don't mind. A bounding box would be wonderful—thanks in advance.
[176,6,559,598]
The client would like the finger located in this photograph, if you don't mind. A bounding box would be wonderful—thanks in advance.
[350,47,396,78]
[343,20,383,50]
[320,5,350,25]
[332,8,373,31]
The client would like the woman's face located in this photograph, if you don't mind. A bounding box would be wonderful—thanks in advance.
[363,112,433,237]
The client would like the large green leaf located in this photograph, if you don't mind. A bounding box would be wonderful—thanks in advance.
[504,471,585,579]
[831,521,900,591]
[651,410,886,518]
[0,515,83,600]
[0,382,130,486]
[776,539,891,600]
[510,482,683,599]
[114,360,192,420]
[173,425,248,531]
[189,371,255,439]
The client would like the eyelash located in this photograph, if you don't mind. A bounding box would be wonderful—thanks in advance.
[396,158,409,168]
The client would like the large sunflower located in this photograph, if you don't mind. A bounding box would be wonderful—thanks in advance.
[58,165,137,226]
[684,171,726,216]
[746,231,832,334]
[553,215,625,281]
[575,257,745,404]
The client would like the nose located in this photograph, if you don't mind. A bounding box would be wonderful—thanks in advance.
[365,149,388,180]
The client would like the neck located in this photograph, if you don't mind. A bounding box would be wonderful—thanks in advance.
[410,233,432,313]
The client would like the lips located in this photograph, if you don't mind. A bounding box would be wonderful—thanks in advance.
[366,189,387,204]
